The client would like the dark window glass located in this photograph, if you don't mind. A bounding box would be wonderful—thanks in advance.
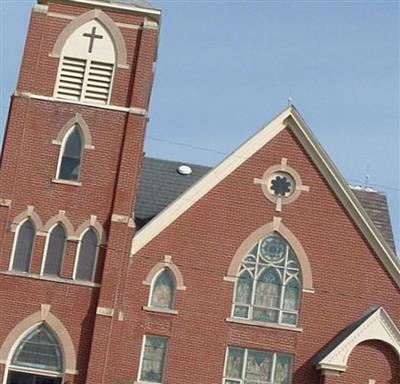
[11,325,63,373]
[43,224,66,276]
[75,229,98,281]
[12,219,35,273]
[58,127,83,181]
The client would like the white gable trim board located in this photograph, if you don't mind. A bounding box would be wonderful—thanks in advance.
[317,307,400,376]
[130,107,400,288]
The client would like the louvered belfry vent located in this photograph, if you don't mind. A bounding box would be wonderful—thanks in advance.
[57,57,86,101]
[55,57,114,105]
[85,61,114,103]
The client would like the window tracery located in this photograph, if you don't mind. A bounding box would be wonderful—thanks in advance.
[233,233,301,326]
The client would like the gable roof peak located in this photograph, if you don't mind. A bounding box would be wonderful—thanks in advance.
[132,107,400,287]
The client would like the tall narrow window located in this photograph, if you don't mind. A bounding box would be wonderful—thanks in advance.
[233,233,302,326]
[7,325,64,383]
[43,224,66,277]
[57,126,83,181]
[75,228,98,281]
[150,269,176,310]
[139,336,168,383]
[11,219,35,273]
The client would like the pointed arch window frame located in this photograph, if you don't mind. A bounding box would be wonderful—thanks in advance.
[9,218,37,273]
[41,223,68,277]
[0,306,78,376]
[51,10,128,106]
[51,9,128,68]
[225,219,314,330]
[148,268,177,311]
[52,114,94,186]
[73,227,100,282]
[143,256,186,315]
[9,324,64,375]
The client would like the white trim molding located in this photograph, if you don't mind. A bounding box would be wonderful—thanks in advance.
[130,106,400,289]
[317,307,400,376]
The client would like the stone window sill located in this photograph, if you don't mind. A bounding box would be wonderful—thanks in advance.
[226,317,303,332]
[0,270,100,288]
[52,178,82,187]
[143,306,178,315]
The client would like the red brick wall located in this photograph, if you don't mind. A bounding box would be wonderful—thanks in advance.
[0,1,159,383]
[0,1,399,384]
[110,128,399,384]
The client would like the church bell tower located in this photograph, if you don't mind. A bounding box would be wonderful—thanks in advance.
[0,0,160,383]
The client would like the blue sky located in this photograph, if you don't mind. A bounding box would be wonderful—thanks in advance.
[0,0,399,250]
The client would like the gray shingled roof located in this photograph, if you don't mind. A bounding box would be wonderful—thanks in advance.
[134,157,210,227]
[351,187,396,253]
[135,157,396,253]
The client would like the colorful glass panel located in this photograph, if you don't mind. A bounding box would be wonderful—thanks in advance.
[150,269,176,309]
[224,348,293,384]
[140,336,168,383]
[274,355,293,384]
[233,233,302,326]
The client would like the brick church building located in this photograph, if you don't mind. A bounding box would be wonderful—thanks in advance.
[0,0,399,383]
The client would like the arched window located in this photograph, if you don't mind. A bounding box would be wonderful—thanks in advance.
[74,228,99,282]
[43,224,66,277]
[11,219,36,273]
[233,233,302,326]
[7,325,64,383]
[150,269,176,310]
[57,126,83,181]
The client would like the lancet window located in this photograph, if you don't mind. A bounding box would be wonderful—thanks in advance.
[74,228,99,282]
[150,269,176,310]
[57,125,84,181]
[43,224,67,277]
[11,219,36,273]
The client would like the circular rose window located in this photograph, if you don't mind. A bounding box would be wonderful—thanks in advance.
[256,160,308,209]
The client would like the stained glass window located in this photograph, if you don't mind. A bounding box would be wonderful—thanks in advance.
[12,219,35,273]
[11,325,63,373]
[75,228,98,281]
[233,234,302,326]
[150,269,176,310]
[58,126,83,181]
[223,347,293,384]
[139,336,168,383]
[43,224,66,277]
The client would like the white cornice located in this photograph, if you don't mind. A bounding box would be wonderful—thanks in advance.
[38,0,161,21]
[317,307,400,375]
